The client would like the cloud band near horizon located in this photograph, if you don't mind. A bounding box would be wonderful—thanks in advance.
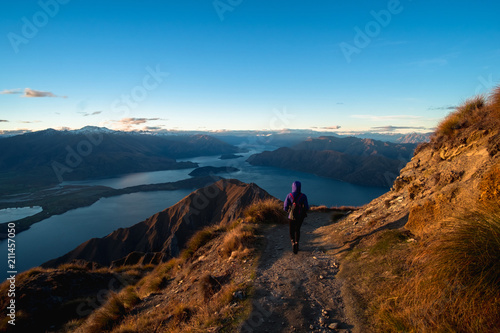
[1,88,66,98]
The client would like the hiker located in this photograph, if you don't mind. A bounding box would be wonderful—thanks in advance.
[284,180,309,254]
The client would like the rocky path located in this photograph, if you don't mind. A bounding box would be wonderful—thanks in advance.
[241,211,354,333]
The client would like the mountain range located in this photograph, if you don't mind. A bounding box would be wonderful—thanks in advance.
[247,136,417,187]
[0,127,240,194]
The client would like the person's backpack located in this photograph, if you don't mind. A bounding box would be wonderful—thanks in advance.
[288,193,305,220]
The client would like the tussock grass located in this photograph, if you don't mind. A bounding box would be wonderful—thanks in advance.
[136,258,179,296]
[491,85,500,119]
[338,228,412,331]
[78,286,140,332]
[436,95,485,138]
[58,262,92,271]
[378,203,500,332]
[220,223,256,258]
[244,198,287,224]
[180,226,218,261]
[432,87,500,150]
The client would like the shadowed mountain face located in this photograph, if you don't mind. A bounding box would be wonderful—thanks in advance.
[0,127,240,193]
[43,179,273,268]
[293,136,416,160]
[247,136,416,187]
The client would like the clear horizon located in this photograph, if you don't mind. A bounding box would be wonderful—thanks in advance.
[1,1,499,134]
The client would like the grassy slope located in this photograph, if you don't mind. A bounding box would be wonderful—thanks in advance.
[0,198,286,332]
[327,86,500,332]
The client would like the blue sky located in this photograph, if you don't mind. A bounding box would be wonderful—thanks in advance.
[1,0,499,134]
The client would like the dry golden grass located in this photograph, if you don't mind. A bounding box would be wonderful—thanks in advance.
[377,203,500,332]
[338,228,412,331]
[220,223,256,258]
[432,87,500,150]
[244,198,287,224]
[136,258,180,297]
[490,85,500,120]
[435,95,485,138]
[180,226,219,261]
[78,286,140,332]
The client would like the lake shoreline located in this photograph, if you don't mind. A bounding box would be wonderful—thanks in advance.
[0,176,222,239]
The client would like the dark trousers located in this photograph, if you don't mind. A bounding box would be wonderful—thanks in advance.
[289,218,304,243]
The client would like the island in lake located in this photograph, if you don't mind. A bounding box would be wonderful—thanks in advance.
[219,154,244,160]
[188,166,240,177]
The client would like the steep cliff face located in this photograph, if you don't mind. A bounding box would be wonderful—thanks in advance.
[44,179,273,267]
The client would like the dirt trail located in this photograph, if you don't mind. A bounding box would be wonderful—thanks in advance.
[241,211,355,333]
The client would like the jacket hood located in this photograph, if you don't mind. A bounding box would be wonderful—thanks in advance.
[292,181,301,193]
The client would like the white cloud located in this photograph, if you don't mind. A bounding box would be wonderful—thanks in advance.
[1,88,66,98]
[23,88,57,98]
[119,117,161,125]
[370,125,428,132]
[0,89,22,95]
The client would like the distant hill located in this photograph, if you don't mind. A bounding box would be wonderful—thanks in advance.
[0,127,240,193]
[43,179,272,267]
[247,136,417,187]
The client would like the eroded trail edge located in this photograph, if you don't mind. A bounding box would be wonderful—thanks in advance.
[241,212,354,333]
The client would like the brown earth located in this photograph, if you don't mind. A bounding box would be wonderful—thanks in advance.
[241,211,357,333]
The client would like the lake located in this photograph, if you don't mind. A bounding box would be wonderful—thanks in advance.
[0,148,388,277]
[0,206,43,223]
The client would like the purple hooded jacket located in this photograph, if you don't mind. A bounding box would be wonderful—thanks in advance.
[284,181,309,216]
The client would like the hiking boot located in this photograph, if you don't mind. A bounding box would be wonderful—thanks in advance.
[293,242,298,254]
